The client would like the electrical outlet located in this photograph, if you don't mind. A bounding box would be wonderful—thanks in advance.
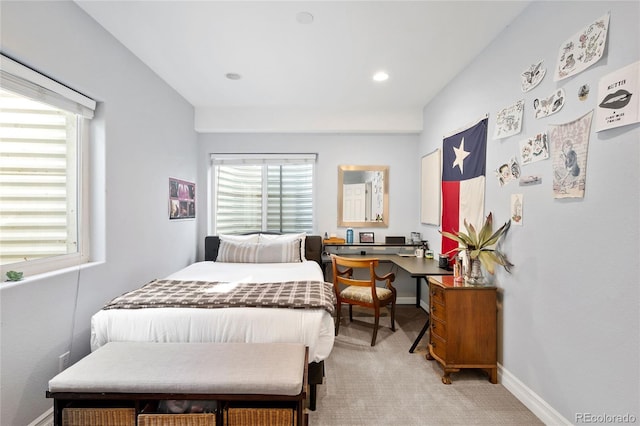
[58,351,70,372]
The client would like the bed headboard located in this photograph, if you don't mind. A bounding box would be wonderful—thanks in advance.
[205,234,323,266]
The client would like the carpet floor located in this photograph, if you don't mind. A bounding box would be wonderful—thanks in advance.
[307,305,543,425]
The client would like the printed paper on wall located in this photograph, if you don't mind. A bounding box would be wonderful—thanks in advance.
[493,100,524,139]
[519,132,549,165]
[554,13,609,81]
[519,175,542,186]
[549,111,594,199]
[495,157,521,187]
[511,194,523,226]
[533,88,565,119]
[596,61,640,132]
[521,60,546,92]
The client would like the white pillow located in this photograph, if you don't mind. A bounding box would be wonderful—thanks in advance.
[259,233,307,261]
[217,239,302,263]
[219,233,260,243]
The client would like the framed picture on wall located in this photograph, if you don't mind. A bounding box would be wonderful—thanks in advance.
[169,177,195,220]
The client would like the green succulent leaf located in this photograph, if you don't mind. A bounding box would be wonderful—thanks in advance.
[477,251,496,274]
[463,219,478,243]
[440,230,464,244]
[477,212,494,246]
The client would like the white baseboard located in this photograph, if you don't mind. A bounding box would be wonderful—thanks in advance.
[28,407,53,426]
[397,296,418,305]
[499,364,571,425]
[419,299,429,311]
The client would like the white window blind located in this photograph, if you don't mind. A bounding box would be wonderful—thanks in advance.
[215,165,263,233]
[0,54,95,275]
[212,154,316,234]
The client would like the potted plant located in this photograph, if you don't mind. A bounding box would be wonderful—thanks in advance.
[5,271,23,282]
[440,212,513,284]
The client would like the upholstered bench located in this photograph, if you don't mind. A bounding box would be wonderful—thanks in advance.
[47,342,308,426]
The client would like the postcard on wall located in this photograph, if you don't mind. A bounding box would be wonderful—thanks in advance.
[554,13,609,81]
[549,111,594,199]
[496,157,521,187]
[169,177,195,219]
[519,132,549,165]
[521,60,546,92]
[511,194,523,226]
[493,100,524,139]
[596,60,640,132]
[533,88,565,119]
[578,84,590,101]
[519,175,542,186]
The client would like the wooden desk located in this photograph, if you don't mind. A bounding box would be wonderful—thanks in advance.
[384,255,450,306]
[384,256,453,353]
[323,253,452,352]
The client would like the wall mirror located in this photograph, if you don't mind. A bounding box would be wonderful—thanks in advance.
[338,165,389,228]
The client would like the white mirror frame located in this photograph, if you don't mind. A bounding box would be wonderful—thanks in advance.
[337,165,389,228]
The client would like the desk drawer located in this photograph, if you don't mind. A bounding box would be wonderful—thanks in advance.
[430,335,447,360]
[430,284,445,305]
[431,318,446,340]
[430,302,445,322]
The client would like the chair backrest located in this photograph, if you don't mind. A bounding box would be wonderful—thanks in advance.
[331,255,380,289]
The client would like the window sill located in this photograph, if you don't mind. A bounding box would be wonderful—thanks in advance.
[1,261,105,288]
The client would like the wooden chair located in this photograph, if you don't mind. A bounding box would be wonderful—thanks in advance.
[331,255,397,346]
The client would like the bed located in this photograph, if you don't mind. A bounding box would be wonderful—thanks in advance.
[90,233,333,409]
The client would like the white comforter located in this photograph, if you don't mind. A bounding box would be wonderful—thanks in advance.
[90,261,335,363]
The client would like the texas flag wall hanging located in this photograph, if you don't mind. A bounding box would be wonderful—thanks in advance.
[441,117,487,258]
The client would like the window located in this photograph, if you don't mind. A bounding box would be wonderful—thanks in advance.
[0,54,95,277]
[211,154,316,234]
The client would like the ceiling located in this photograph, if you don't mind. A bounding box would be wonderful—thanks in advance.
[76,1,530,133]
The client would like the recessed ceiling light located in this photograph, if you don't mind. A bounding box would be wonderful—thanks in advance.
[296,12,314,24]
[225,73,242,80]
[373,71,389,82]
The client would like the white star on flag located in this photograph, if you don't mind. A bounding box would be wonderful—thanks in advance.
[452,137,470,174]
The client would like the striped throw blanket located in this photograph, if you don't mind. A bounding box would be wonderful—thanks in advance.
[102,279,336,314]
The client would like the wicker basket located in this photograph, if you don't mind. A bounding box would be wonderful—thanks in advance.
[62,407,136,426]
[138,413,216,426]
[224,408,295,426]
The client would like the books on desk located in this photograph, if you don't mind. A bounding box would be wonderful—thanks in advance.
[323,237,346,244]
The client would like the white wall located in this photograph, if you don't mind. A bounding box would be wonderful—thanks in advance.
[418,1,639,423]
[0,2,198,425]
[196,133,421,298]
